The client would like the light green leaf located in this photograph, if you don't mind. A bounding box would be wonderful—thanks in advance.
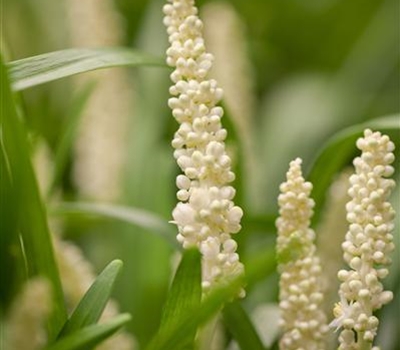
[308,114,400,222]
[156,248,202,350]
[45,314,131,350]
[50,202,178,248]
[0,54,67,338]
[223,301,266,350]
[58,260,123,338]
[7,47,166,91]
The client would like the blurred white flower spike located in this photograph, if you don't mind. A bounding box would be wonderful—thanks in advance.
[163,0,244,295]
[332,129,396,350]
[276,158,328,350]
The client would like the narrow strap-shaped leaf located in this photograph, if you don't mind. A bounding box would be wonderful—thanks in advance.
[7,47,167,91]
[223,301,266,350]
[147,273,245,350]
[45,314,131,350]
[146,247,276,350]
[57,260,123,338]
[50,202,178,248]
[48,82,95,197]
[156,248,202,350]
[308,114,400,223]
[0,54,67,338]
[0,140,21,310]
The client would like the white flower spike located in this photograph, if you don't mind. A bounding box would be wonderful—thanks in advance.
[163,0,244,294]
[276,158,328,350]
[332,129,396,350]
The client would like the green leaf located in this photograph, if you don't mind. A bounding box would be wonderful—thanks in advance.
[48,82,95,196]
[146,274,245,350]
[146,247,275,350]
[45,314,131,350]
[0,54,67,338]
[244,247,276,288]
[308,114,400,223]
[0,136,21,311]
[7,47,166,91]
[156,248,202,350]
[58,260,123,338]
[223,301,266,350]
[50,202,178,248]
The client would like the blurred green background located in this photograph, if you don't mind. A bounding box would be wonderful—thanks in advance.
[3,0,399,348]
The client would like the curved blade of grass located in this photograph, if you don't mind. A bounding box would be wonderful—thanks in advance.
[223,301,266,350]
[48,82,95,197]
[146,247,275,350]
[0,139,21,311]
[146,274,245,350]
[7,47,167,91]
[155,248,202,350]
[50,202,178,248]
[58,260,123,338]
[308,114,400,223]
[0,55,67,338]
[45,314,131,350]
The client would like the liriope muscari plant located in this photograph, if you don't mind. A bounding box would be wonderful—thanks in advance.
[330,129,396,350]
[163,0,245,294]
[276,158,328,350]
[275,130,396,350]
[32,138,136,350]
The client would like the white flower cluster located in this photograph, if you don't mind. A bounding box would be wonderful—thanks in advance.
[331,129,396,349]
[163,0,244,293]
[276,158,328,350]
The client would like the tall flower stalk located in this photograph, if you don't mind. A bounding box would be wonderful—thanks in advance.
[68,0,132,202]
[331,129,396,350]
[163,0,244,294]
[276,158,328,350]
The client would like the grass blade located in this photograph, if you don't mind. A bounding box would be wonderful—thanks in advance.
[7,47,166,91]
[223,301,266,350]
[0,55,67,338]
[146,274,245,350]
[48,83,95,196]
[146,246,276,350]
[50,202,178,248]
[58,260,123,338]
[45,314,131,350]
[156,248,202,350]
[0,139,21,310]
